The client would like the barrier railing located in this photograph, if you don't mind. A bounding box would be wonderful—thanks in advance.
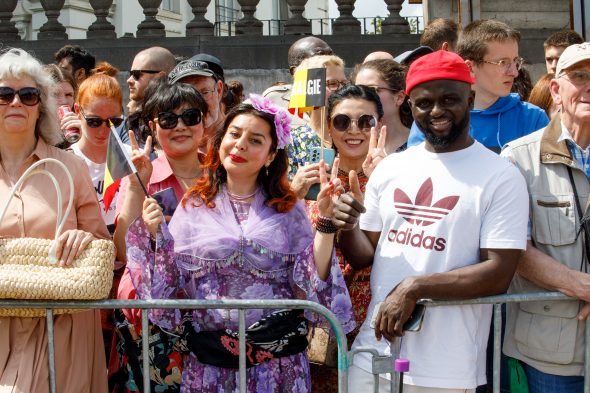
[0,299,349,393]
[0,292,587,393]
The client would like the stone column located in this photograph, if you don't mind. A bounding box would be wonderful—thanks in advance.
[186,0,214,36]
[332,0,360,35]
[381,0,409,34]
[0,0,20,41]
[235,0,262,36]
[88,0,116,39]
[38,0,68,39]
[284,0,311,35]
[137,0,166,38]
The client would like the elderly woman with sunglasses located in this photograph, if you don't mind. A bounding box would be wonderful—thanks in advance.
[70,62,125,234]
[0,49,110,392]
[308,84,385,392]
[125,95,355,392]
[109,79,208,393]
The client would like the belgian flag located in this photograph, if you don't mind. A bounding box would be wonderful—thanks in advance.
[102,123,136,212]
[289,67,326,117]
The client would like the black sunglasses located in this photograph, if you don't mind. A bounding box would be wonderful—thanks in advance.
[331,114,376,132]
[156,108,202,129]
[80,109,124,128]
[129,69,160,81]
[0,87,41,106]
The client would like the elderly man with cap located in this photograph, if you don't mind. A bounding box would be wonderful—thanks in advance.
[502,43,590,393]
[168,57,225,151]
[333,50,529,392]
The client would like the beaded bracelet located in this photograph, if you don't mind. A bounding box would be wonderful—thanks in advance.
[315,215,337,234]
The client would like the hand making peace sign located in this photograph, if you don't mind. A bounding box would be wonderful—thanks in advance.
[362,125,387,178]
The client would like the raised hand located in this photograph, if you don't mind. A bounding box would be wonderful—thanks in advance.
[362,125,387,178]
[316,158,344,218]
[332,170,366,231]
[129,129,153,187]
[142,197,164,237]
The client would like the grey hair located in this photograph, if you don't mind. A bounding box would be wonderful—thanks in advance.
[0,48,62,145]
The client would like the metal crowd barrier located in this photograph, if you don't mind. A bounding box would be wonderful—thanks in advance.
[0,292,588,393]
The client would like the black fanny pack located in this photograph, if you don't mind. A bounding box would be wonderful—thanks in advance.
[181,309,309,369]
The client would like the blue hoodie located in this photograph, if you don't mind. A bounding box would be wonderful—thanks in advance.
[407,93,549,152]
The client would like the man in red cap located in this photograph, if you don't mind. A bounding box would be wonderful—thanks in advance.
[332,50,529,392]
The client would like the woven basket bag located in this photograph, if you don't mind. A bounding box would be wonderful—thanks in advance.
[0,158,115,317]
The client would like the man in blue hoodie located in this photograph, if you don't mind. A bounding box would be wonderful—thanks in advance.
[407,20,549,153]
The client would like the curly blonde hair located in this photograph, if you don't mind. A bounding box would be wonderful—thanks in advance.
[0,48,61,145]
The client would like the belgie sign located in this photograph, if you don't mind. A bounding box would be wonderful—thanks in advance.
[289,67,327,112]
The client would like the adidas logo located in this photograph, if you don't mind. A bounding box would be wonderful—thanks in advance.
[394,178,459,227]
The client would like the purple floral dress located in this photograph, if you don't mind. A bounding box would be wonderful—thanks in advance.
[126,187,355,393]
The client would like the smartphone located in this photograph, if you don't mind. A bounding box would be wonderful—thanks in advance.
[370,301,426,332]
[152,187,179,219]
[304,147,336,201]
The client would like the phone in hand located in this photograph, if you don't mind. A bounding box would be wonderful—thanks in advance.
[370,301,426,332]
[152,187,179,220]
[304,146,336,201]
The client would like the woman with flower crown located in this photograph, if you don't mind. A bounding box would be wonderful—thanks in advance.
[125,94,355,392]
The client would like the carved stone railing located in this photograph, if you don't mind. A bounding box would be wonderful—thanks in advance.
[1,0,411,40]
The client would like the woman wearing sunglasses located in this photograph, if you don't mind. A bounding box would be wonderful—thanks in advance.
[352,59,413,154]
[308,84,384,393]
[126,95,354,392]
[0,49,110,392]
[288,54,348,198]
[70,62,125,233]
[109,79,208,393]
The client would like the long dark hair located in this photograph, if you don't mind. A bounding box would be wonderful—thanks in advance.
[327,84,384,119]
[184,103,296,213]
[351,59,414,127]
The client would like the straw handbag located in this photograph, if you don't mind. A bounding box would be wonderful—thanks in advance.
[0,158,115,317]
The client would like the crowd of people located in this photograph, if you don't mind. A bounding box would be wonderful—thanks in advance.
[0,17,588,393]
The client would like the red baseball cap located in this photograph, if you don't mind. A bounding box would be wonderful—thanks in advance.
[405,50,475,94]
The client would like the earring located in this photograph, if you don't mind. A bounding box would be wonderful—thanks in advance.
[265,165,269,177]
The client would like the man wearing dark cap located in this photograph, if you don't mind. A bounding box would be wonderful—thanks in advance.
[333,50,528,392]
[262,36,333,126]
[169,58,225,150]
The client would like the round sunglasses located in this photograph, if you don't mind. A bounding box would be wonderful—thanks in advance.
[331,114,376,132]
[80,108,124,128]
[0,87,41,106]
[155,108,202,129]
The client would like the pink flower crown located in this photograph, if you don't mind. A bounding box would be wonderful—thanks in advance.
[247,94,292,149]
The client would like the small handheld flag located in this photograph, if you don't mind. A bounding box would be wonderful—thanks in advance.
[102,121,139,212]
[289,67,327,116]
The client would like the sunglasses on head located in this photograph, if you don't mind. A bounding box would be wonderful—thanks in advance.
[156,108,202,129]
[331,114,376,132]
[80,109,124,128]
[0,87,41,106]
[129,69,160,81]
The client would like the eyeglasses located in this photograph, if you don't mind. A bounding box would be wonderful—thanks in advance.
[155,108,202,129]
[482,57,525,72]
[0,87,41,106]
[368,85,399,94]
[560,70,590,86]
[80,108,124,128]
[326,79,349,92]
[129,69,161,81]
[199,88,216,97]
[331,114,376,132]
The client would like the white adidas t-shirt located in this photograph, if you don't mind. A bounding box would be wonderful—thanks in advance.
[353,141,528,389]
[70,143,117,228]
